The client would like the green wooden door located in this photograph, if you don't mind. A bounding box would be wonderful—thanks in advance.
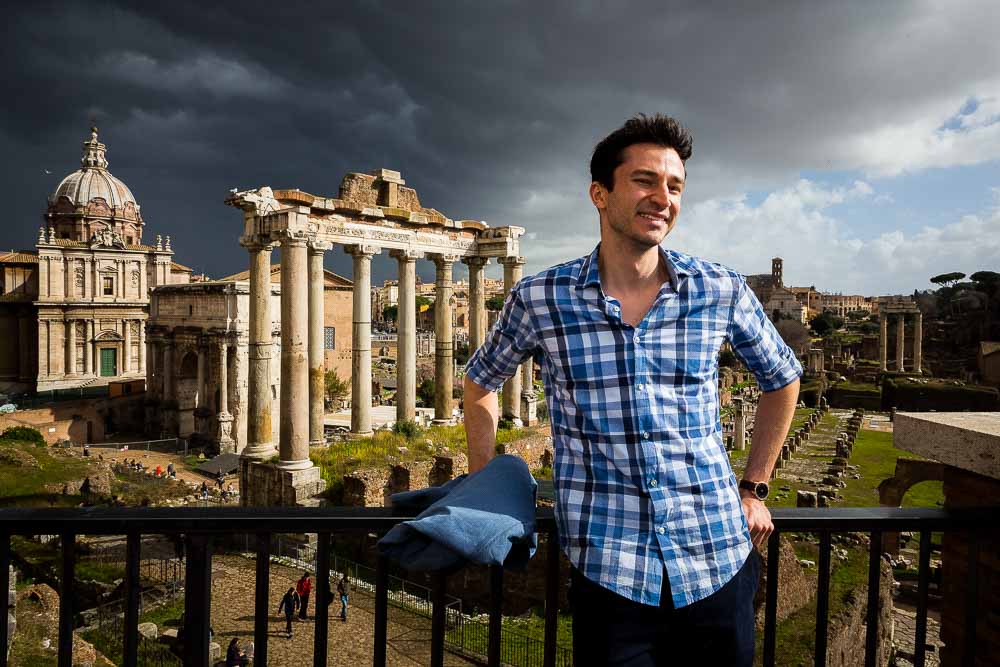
[100,348,117,377]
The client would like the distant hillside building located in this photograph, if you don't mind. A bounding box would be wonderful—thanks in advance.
[0,128,191,393]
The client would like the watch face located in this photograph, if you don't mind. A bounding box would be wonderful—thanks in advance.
[754,483,769,500]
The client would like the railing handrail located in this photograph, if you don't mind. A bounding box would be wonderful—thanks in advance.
[0,505,997,535]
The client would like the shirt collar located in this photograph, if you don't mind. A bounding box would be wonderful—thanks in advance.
[576,243,693,293]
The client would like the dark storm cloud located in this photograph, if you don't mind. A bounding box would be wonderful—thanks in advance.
[2,1,998,284]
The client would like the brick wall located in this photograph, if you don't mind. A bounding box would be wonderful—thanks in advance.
[939,466,1000,666]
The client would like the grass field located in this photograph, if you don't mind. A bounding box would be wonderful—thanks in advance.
[0,439,92,507]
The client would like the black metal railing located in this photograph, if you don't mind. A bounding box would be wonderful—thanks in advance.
[0,506,995,667]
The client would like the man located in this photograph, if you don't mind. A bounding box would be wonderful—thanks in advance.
[337,573,350,622]
[296,572,312,620]
[277,587,298,639]
[464,114,801,666]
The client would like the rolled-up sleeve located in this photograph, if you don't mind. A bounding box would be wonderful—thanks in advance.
[728,278,803,392]
[465,284,538,392]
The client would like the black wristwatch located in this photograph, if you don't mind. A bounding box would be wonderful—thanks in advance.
[739,479,769,501]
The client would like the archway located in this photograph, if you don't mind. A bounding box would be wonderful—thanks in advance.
[878,458,945,554]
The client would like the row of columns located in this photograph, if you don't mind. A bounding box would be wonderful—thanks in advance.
[241,233,528,470]
[49,317,145,377]
[879,312,922,373]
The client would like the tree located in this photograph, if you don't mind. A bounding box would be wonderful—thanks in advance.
[930,272,966,288]
[809,311,844,337]
[971,271,1000,293]
[415,295,432,310]
[382,305,398,323]
[775,319,811,355]
[324,371,349,404]
[485,295,506,311]
[417,378,435,406]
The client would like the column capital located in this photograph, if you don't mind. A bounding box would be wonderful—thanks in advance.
[428,253,461,266]
[277,230,309,247]
[498,255,526,267]
[389,248,423,262]
[239,236,276,252]
[308,239,332,253]
[461,256,490,268]
[345,244,381,258]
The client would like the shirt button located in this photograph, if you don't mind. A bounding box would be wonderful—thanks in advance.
[641,431,650,440]
[649,479,658,488]
[633,334,640,344]
[656,526,666,535]
[637,384,645,392]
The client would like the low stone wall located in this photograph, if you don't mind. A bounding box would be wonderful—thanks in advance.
[0,394,146,444]
[824,560,894,667]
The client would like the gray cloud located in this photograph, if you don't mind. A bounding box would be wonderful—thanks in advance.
[2,0,998,287]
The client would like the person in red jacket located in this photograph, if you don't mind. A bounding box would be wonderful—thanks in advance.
[296,572,312,620]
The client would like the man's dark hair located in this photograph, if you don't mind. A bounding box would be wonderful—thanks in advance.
[590,114,693,190]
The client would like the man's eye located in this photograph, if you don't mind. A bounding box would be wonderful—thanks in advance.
[636,179,652,185]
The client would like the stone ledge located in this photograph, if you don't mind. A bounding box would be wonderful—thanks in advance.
[894,412,1000,480]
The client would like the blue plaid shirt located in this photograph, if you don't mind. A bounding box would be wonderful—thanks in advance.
[466,244,802,607]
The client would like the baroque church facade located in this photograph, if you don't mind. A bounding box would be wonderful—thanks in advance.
[0,128,192,393]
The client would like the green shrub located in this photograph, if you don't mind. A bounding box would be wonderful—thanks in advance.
[0,426,46,447]
[392,419,422,439]
[882,377,999,411]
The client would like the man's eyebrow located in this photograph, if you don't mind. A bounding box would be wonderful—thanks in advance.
[631,168,686,185]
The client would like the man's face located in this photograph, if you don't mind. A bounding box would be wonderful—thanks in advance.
[591,143,686,249]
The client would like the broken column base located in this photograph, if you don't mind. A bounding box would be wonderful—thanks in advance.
[521,393,538,426]
[239,458,327,507]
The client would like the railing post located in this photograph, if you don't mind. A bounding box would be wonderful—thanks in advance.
[254,532,271,667]
[763,531,780,667]
[914,530,931,667]
[488,564,503,666]
[58,531,75,667]
[313,533,331,667]
[865,530,882,667]
[0,532,9,667]
[374,554,389,667]
[543,530,559,667]
[431,572,446,667]
[183,534,213,667]
[964,530,979,667]
[123,531,141,667]
[814,531,831,667]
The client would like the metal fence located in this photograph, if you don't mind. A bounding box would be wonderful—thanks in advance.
[0,506,995,667]
[88,437,187,456]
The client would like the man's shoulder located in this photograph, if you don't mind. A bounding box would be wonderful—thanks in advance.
[667,249,746,286]
[513,255,588,302]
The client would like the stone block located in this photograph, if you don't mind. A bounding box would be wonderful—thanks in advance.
[818,494,830,508]
[209,642,221,661]
[894,413,1000,480]
[137,622,158,640]
[796,490,818,507]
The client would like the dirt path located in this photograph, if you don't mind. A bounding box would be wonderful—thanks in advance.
[209,555,477,666]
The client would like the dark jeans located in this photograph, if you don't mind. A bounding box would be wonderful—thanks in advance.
[570,550,759,666]
[299,593,310,619]
[284,613,294,636]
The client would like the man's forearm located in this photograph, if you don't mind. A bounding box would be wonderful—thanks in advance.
[464,376,500,473]
[742,379,800,483]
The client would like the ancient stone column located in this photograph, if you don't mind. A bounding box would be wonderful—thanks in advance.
[65,319,75,376]
[498,256,525,423]
[879,315,887,371]
[521,358,538,426]
[217,340,234,452]
[278,235,312,470]
[123,319,132,375]
[347,245,379,435]
[733,398,746,451]
[138,322,146,375]
[391,249,421,423]
[85,320,94,375]
[896,315,906,372]
[462,256,489,352]
[196,346,207,408]
[162,342,174,401]
[913,311,922,374]
[431,254,458,424]
[242,241,277,460]
[308,242,331,446]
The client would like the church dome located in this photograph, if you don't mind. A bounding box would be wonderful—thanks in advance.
[48,128,140,218]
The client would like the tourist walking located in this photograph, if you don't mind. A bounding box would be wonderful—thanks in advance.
[337,573,350,621]
[278,587,298,638]
[225,638,249,666]
[296,572,312,620]
[463,114,801,666]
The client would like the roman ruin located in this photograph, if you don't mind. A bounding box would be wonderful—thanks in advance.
[226,169,527,506]
[878,296,922,373]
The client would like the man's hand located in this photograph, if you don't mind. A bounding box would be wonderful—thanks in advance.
[740,490,773,548]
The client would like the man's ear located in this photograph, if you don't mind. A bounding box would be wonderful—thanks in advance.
[589,181,607,210]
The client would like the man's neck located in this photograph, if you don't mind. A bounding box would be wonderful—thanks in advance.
[598,234,668,296]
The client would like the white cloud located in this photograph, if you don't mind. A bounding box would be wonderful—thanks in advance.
[664,180,1000,296]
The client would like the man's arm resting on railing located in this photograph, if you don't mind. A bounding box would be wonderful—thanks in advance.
[740,378,800,547]
[464,376,500,473]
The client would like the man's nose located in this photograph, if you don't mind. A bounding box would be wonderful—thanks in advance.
[648,183,670,211]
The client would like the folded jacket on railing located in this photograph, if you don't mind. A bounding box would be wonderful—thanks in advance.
[377,454,538,571]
